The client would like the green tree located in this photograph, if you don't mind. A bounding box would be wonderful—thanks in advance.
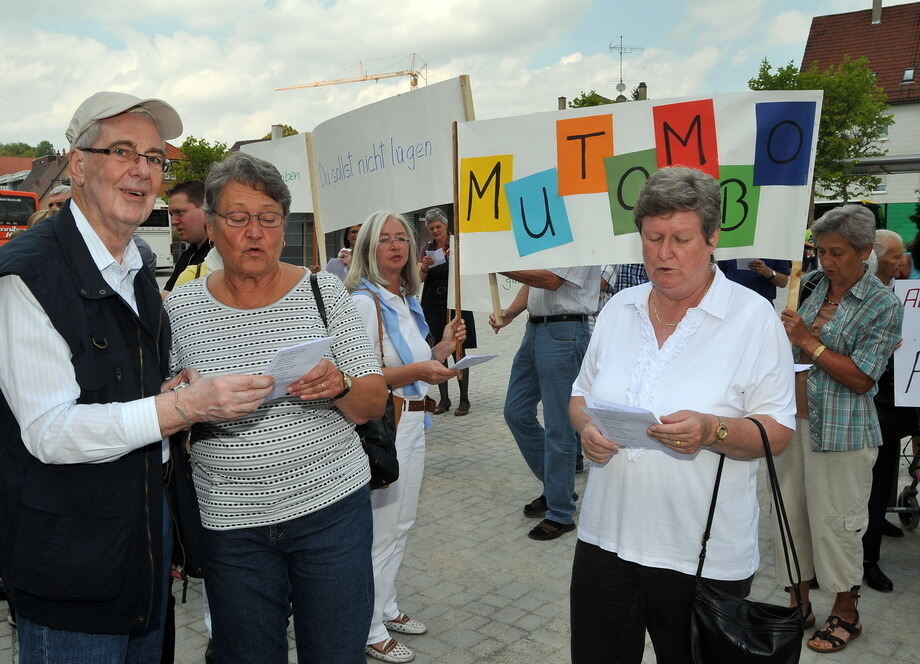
[0,142,38,157]
[171,136,229,183]
[34,140,56,156]
[568,90,612,108]
[749,56,894,203]
[260,124,300,139]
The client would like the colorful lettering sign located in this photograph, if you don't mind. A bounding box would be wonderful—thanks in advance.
[556,114,614,195]
[604,149,658,235]
[459,155,513,233]
[505,168,573,256]
[754,101,817,186]
[652,99,719,177]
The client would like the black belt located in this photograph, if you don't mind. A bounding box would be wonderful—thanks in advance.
[528,314,589,324]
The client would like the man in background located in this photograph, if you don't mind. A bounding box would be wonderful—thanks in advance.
[162,180,208,297]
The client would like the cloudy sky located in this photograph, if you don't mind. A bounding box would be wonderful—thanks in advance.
[0,0,909,150]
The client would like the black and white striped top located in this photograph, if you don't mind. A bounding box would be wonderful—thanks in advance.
[165,271,380,530]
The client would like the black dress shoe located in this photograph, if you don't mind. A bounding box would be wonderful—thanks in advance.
[882,520,904,537]
[528,519,576,540]
[863,562,893,592]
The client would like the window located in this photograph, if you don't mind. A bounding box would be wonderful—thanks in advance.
[871,178,887,195]
[903,68,915,83]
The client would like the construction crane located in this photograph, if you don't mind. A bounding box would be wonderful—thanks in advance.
[276,53,427,92]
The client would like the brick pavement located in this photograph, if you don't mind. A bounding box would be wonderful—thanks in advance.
[2,311,918,663]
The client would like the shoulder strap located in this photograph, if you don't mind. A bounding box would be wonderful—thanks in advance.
[309,272,327,329]
[353,288,386,368]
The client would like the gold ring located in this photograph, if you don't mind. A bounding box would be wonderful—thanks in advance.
[675,440,682,448]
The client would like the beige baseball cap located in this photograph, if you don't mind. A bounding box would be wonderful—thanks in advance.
[66,91,183,145]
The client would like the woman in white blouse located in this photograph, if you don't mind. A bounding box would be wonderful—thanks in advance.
[346,211,465,664]
[567,166,796,664]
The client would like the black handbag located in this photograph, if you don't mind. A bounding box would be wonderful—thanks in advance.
[690,417,805,664]
[310,274,399,489]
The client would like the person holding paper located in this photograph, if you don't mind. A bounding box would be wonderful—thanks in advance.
[165,152,388,663]
[567,166,796,663]
[346,210,465,663]
[418,207,478,416]
[777,207,902,653]
[326,223,360,281]
[716,257,790,303]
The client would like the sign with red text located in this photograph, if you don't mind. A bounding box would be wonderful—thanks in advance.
[456,90,823,274]
[893,280,920,407]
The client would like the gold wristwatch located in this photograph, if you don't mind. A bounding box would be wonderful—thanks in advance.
[706,419,728,446]
[332,372,353,400]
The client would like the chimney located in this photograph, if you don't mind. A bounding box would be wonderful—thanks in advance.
[270,124,282,140]
[558,96,567,110]
[872,0,882,24]
[637,82,648,101]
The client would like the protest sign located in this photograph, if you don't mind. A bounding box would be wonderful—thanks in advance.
[239,133,312,212]
[457,90,823,274]
[309,76,473,233]
[894,280,920,407]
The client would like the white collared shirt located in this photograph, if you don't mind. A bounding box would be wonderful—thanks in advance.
[0,201,164,464]
[572,268,795,580]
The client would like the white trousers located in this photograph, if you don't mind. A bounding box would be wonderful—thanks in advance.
[367,410,426,645]
[772,419,877,593]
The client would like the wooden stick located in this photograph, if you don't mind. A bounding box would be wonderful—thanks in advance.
[786,260,803,312]
[451,120,464,360]
[489,274,503,326]
[304,132,327,268]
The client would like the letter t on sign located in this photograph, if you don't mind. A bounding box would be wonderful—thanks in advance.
[556,114,614,195]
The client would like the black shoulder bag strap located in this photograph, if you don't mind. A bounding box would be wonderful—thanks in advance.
[696,418,804,608]
[309,272,327,328]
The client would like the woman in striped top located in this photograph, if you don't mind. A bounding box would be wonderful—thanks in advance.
[165,152,387,663]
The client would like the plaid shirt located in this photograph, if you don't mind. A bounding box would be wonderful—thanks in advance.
[612,263,649,294]
[799,269,902,452]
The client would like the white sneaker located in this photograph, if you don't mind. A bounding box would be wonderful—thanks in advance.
[365,639,415,663]
[384,613,428,635]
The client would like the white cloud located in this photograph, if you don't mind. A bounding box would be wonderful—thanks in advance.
[765,11,811,46]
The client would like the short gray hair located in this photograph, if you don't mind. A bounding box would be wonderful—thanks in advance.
[345,210,421,296]
[424,207,448,225]
[632,166,721,243]
[204,152,292,219]
[812,205,875,250]
[48,185,71,198]
[873,229,903,258]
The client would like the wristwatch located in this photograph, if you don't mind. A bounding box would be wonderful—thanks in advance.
[332,372,353,400]
[768,269,776,280]
[705,419,728,446]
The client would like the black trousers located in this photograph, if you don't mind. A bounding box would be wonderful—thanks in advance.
[863,406,913,563]
[570,540,752,664]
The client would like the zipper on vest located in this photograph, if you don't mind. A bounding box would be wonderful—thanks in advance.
[139,322,156,627]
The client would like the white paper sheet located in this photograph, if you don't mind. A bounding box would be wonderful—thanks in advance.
[794,363,812,373]
[425,248,446,267]
[451,354,499,371]
[266,337,335,400]
[582,396,662,449]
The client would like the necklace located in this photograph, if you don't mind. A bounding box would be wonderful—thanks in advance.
[823,296,840,306]
[650,273,716,327]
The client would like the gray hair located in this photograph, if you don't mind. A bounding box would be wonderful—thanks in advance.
[48,184,71,197]
[424,207,448,224]
[632,166,721,243]
[812,205,875,250]
[345,210,421,296]
[873,229,903,258]
[204,152,292,220]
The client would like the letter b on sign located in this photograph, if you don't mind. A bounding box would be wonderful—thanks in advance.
[754,101,817,186]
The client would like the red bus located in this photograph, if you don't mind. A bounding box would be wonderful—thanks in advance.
[0,190,39,246]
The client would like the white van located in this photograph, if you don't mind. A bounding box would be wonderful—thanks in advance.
[136,199,174,269]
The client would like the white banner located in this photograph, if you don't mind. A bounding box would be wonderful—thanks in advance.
[310,77,471,232]
[445,236,519,313]
[893,280,920,407]
[457,90,823,274]
[239,133,312,213]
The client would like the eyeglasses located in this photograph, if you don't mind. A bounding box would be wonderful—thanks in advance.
[216,210,284,227]
[377,236,410,246]
[77,146,171,173]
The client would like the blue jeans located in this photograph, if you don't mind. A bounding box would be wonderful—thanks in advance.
[17,495,173,664]
[202,485,373,664]
[504,319,589,523]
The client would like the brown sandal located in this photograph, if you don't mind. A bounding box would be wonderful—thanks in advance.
[807,614,861,653]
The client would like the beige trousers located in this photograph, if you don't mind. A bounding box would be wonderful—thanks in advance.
[771,419,878,593]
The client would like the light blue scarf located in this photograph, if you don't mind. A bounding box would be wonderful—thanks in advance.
[355,279,432,427]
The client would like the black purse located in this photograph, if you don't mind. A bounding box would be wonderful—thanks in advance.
[310,274,399,489]
[690,417,805,664]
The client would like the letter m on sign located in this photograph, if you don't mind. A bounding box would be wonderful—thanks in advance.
[459,155,513,233]
[652,99,719,178]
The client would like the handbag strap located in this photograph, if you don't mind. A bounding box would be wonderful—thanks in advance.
[695,418,804,608]
[309,272,328,329]
[353,288,387,369]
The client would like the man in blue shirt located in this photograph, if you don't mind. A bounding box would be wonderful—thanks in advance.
[717,258,790,303]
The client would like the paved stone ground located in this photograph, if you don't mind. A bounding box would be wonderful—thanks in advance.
[2,311,918,663]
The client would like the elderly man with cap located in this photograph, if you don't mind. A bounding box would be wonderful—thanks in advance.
[0,91,274,662]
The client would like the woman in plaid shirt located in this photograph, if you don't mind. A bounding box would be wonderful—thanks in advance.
[777,205,902,654]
